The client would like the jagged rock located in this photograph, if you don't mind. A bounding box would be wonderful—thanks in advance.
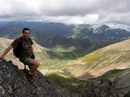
[49,73,123,97]
[81,78,118,97]
[124,91,130,97]
[0,59,62,97]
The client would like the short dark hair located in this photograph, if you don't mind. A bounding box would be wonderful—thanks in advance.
[22,27,31,33]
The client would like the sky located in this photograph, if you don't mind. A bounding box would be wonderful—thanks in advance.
[0,0,130,26]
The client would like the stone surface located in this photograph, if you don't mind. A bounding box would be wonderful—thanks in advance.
[0,59,61,97]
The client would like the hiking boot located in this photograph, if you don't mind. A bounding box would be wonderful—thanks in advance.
[28,72,35,80]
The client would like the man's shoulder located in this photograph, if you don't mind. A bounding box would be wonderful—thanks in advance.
[14,36,23,41]
[14,36,21,40]
[11,36,22,46]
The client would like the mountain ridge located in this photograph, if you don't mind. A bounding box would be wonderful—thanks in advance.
[67,38,130,79]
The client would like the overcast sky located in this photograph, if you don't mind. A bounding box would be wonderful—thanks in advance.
[0,0,130,25]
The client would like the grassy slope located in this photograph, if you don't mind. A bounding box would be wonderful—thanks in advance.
[66,39,130,79]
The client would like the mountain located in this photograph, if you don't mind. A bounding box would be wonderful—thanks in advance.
[34,32,78,48]
[66,38,130,79]
[72,24,130,52]
[47,67,130,97]
[0,21,74,38]
[0,59,61,97]
[45,38,130,97]
[0,21,130,59]
[47,73,118,97]
[1,26,130,97]
[1,49,130,97]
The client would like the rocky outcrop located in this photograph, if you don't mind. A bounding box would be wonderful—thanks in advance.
[81,78,118,97]
[124,91,130,97]
[48,73,121,97]
[0,59,62,97]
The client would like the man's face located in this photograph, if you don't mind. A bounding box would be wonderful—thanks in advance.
[23,30,31,39]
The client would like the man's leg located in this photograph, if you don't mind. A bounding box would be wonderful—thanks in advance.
[29,59,40,78]
[19,58,40,79]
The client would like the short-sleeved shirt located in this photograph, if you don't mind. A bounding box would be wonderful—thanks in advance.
[11,36,33,59]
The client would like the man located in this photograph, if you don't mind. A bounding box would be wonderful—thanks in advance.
[0,27,40,79]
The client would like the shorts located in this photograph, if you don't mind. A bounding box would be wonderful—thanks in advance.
[19,57,33,66]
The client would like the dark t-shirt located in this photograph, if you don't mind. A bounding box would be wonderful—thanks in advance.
[11,36,33,59]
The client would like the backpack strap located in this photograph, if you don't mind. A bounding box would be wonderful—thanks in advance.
[17,36,23,49]
[28,38,35,59]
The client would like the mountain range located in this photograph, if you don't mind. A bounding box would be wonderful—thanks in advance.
[0,21,130,59]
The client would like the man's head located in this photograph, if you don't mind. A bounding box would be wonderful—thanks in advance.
[22,27,31,39]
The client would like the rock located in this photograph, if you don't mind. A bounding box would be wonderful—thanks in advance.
[124,91,130,97]
[0,59,62,97]
[81,78,118,97]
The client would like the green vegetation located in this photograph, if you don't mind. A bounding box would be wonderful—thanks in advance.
[47,73,90,93]
[46,71,123,96]
[39,59,70,69]
[80,50,104,63]
[47,46,80,60]
[78,48,130,70]
[99,69,126,79]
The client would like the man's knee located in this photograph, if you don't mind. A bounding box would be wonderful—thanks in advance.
[31,60,40,68]
[35,60,40,67]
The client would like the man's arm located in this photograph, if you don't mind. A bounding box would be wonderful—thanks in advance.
[0,45,13,59]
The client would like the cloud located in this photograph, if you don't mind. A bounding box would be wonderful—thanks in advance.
[0,0,130,25]
[40,14,99,24]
